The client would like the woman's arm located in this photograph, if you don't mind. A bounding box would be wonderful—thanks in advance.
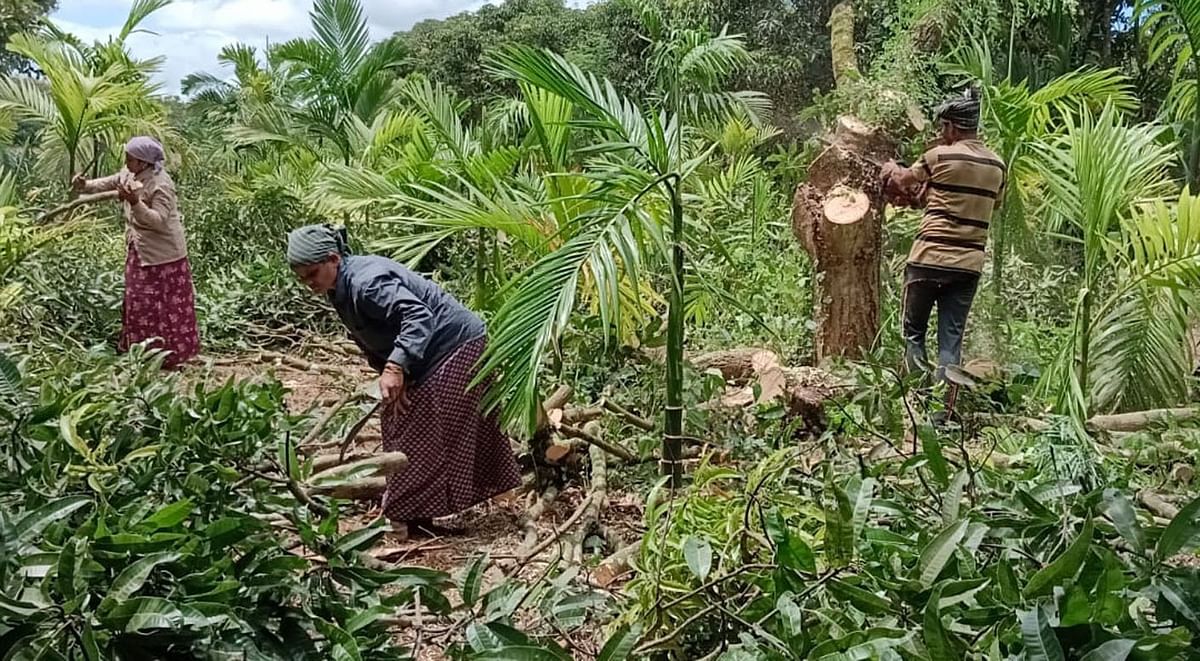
[358,277,436,375]
[127,185,175,231]
[78,173,124,194]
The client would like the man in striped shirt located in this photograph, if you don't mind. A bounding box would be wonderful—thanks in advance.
[882,89,1006,382]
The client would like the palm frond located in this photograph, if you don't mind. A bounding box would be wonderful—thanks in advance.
[118,0,171,40]
[309,0,371,71]
[1089,288,1192,412]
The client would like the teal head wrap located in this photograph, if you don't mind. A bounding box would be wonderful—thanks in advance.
[286,224,349,266]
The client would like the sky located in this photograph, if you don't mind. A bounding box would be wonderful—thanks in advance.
[50,0,589,95]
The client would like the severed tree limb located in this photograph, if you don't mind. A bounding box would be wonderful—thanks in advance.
[310,451,408,483]
[516,494,594,569]
[593,543,638,587]
[36,190,119,224]
[558,424,636,462]
[311,451,370,474]
[1088,408,1200,433]
[519,485,560,554]
[299,391,358,450]
[563,434,608,565]
[1139,490,1180,520]
[338,401,382,460]
[309,477,388,500]
[603,399,655,431]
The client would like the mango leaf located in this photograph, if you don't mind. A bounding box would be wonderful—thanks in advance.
[120,445,162,464]
[1156,494,1200,561]
[1019,607,1064,661]
[918,520,968,588]
[1157,576,1200,627]
[920,427,950,486]
[334,526,385,554]
[923,585,957,661]
[140,500,193,530]
[461,553,490,608]
[16,496,91,543]
[824,479,855,567]
[766,509,816,574]
[98,597,202,633]
[776,592,804,637]
[851,477,876,541]
[596,623,641,661]
[58,407,93,461]
[468,621,505,651]
[828,577,892,615]
[105,553,180,604]
[56,537,87,604]
[1025,519,1093,597]
[315,619,362,661]
[1079,639,1136,661]
[81,621,101,661]
[683,536,713,581]
[474,647,573,661]
[942,470,969,525]
[1101,490,1143,555]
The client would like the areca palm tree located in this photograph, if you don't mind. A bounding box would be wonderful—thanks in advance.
[1137,0,1200,184]
[0,36,161,184]
[1031,105,1185,424]
[268,0,408,166]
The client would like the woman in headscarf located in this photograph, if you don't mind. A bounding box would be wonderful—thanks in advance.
[286,224,521,539]
[72,136,199,369]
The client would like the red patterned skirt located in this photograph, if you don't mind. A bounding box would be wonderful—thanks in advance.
[120,245,200,370]
[380,337,522,522]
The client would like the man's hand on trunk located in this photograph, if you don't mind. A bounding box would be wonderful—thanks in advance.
[380,363,411,414]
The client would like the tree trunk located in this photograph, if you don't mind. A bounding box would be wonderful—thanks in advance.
[792,117,893,362]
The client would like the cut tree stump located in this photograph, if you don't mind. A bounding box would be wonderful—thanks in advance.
[792,116,894,363]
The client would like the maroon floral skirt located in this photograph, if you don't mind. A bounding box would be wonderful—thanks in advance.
[380,337,522,522]
[120,245,200,370]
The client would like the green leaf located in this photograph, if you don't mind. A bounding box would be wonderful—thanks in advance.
[315,619,362,661]
[1157,576,1200,627]
[1019,607,1065,661]
[56,537,87,603]
[468,621,505,651]
[105,553,180,604]
[923,585,957,661]
[918,520,968,588]
[1025,519,1093,597]
[776,592,804,637]
[827,577,892,615]
[1102,489,1143,554]
[943,470,969,525]
[824,478,855,567]
[596,623,641,661]
[1156,494,1200,560]
[334,526,385,554]
[766,509,816,574]
[81,621,101,661]
[16,496,91,543]
[140,500,193,530]
[461,553,489,608]
[851,477,876,541]
[1079,639,1135,661]
[920,427,950,486]
[683,536,713,581]
[58,407,93,461]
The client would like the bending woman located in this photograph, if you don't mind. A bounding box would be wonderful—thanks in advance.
[72,136,199,369]
[286,224,521,538]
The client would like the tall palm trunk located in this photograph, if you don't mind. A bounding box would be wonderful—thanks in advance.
[663,179,685,486]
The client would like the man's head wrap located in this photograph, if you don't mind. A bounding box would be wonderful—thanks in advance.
[287,224,350,266]
[934,87,981,131]
[125,136,166,173]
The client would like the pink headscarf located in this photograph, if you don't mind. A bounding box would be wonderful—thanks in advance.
[124,136,165,173]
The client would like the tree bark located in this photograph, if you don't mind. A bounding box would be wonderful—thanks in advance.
[793,117,893,362]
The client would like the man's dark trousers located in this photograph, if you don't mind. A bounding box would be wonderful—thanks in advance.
[902,264,980,381]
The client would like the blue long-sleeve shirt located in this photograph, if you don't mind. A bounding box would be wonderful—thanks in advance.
[330,255,485,383]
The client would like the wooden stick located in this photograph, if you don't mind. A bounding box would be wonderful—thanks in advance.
[36,190,118,224]
[1088,408,1200,433]
[558,424,636,462]
[299,391,357,450]
[603,399,655,431]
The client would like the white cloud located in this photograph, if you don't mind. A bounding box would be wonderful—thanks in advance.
[50,0,494,94]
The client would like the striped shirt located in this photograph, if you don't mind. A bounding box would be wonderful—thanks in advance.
[907,139,1006,274]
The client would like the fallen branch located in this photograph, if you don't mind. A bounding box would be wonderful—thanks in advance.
[36,190,118,224]
[259,350,347,375]
[603,399,655,431]
[1088,408,1200,433]
[563,436,608,565]
[592,543,638,588]
[558,424,636,462]
[517,494,594,569]
[519,486,560,555]
[299,391,358,450]
[1139,490,1180,520]
[310,451,370,474]
[309,478,388,500]
[338,402,382,460]
[309,451,409,483]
